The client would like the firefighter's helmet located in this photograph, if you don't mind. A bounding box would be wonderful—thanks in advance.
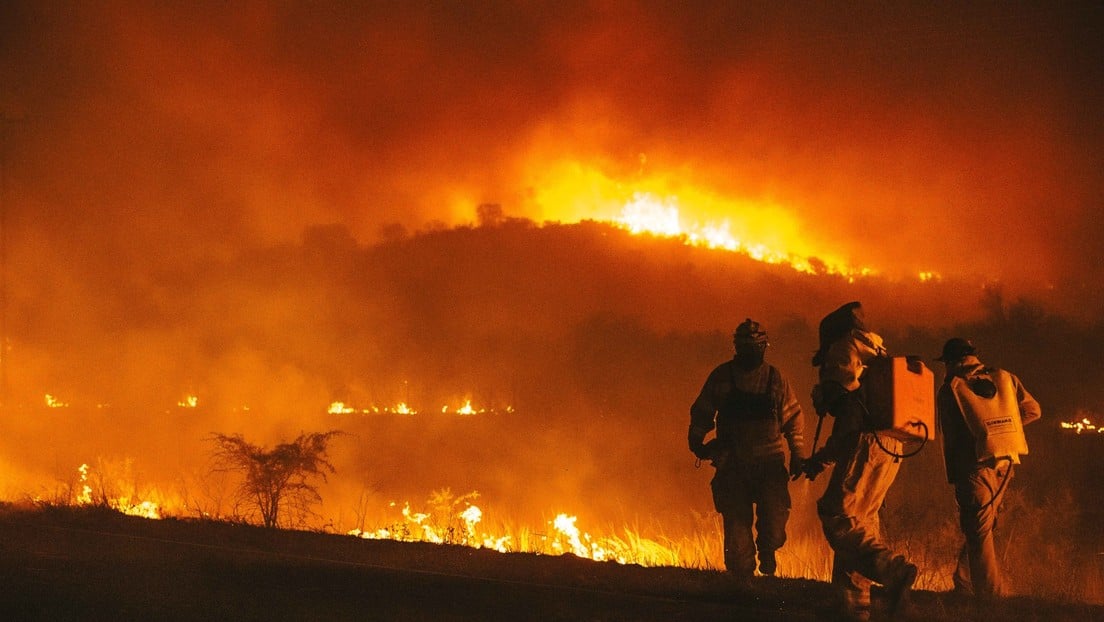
[734,318,768,345]
[936,337,977,363]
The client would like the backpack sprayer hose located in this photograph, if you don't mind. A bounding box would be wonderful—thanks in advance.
[859,398,928,460]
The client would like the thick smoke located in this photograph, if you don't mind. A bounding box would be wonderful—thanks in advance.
[1,3,1101,288]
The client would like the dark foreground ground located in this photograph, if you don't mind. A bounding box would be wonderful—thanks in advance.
[0,505,1100,621]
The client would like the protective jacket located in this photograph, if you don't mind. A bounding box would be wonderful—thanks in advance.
[689,361,804,461]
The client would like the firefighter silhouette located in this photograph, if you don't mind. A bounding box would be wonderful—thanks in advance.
[802,302,918,620]
[936,337,1041,600]
[688,318,805,579]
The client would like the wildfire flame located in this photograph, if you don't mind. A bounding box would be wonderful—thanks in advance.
[1061,416,1104,434]
[506,159,945,280]
[44,394,69,408]
[343,489,699,569]
[328,401,418,415]
[329,400,510,416]
[518,160,881,279]
[327,402,354,414]
[41,463,761,576]
[76,463,92,505]
[612,192,865,278]
[72,462,162,520]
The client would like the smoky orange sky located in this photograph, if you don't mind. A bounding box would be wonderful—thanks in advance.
[1,2,1101,291]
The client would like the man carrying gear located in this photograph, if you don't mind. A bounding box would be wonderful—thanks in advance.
[936,338,1041,600]
[688,318,806,580]
[801,301,918,621]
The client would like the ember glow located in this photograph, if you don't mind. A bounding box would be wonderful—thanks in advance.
[70,462,162,520]
[1062,416,1104,435]
[44,394,68,408]
[328,401,418,416]
[328,400,510,416]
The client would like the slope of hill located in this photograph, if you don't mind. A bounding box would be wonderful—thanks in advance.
[2,505,1100,622]
[3,220,1102,611]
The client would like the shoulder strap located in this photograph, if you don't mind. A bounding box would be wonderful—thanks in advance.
[768,365,783,417]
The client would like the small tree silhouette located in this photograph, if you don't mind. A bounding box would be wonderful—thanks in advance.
[209,430,343,528]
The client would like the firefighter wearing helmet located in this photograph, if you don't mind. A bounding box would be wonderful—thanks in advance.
[688,318,806,580]
[801,302,917,621]
[936,338,1041,600]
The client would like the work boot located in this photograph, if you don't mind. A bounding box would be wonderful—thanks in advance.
[758,549,777,576]
[883,556,918,616]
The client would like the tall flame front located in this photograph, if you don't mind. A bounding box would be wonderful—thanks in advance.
[505,159,940,280]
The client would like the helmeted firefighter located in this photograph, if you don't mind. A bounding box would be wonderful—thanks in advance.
[801,302,917,621]
[935,337,1041,600]
[688,318,805,579]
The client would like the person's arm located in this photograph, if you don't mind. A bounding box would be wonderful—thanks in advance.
[688,367,721,457]
[1013,374,1042,426]
[777,374,806,475]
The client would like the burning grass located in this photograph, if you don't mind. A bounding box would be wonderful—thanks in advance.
[14,450,1103,606]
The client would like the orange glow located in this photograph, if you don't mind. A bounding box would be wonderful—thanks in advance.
[44,394,69,408]
[333,489,840,575]
[76,463,93,505]
[329,400,510,416]
[1061,416,1103,435]
[72,462,162,519]
[518,160,877,279]
[327,401,355,415]
[345,489,699,567]
[328,401,418,415]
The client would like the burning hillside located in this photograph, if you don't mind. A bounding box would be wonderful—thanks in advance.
[0,221,1102,603]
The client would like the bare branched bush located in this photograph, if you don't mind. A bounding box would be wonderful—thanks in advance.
[209,430,343,528]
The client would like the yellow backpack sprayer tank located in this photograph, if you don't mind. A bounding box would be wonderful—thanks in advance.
[863,356,936,442]
[950,369,1028,463]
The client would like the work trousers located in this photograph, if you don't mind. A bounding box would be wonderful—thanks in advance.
[711,454,791,576]
[952,462,1013,598]
[817,433,904,612]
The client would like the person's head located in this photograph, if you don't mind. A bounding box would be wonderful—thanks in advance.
[733,318,769,367]
[812,301,866,366]
[936,337,978,367]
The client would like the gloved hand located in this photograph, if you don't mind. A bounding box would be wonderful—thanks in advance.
[691,440,712,461]
[788,454,806,480]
